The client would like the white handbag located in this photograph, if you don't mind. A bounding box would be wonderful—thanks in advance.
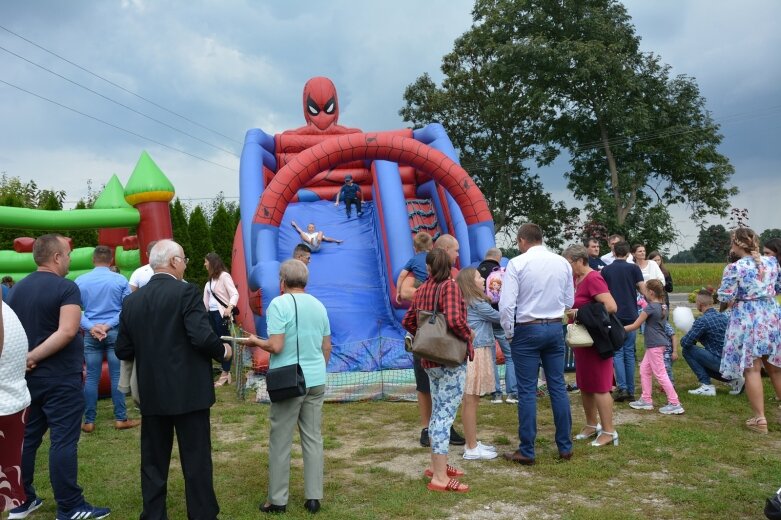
[565,323,594,348]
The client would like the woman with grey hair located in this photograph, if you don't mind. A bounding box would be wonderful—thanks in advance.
[562,244,619,447]
[242,259,332,514]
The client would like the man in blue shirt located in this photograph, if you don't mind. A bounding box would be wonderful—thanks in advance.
[334,174,363,218]
[681,289,742,396]
[601,241,645,402]
[586,238,606,271]
[75,245,137,433]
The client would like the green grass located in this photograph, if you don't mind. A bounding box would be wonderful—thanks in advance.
[667,263,726,289]
[21,350,781,519]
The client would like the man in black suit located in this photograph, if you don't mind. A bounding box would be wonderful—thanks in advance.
[116,240,231,520]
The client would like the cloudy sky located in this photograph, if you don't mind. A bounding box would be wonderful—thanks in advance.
[0,0,778,252]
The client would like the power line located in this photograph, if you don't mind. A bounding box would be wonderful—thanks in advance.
[0,23,242,145]
[0,78,236,172]
[0,44,239,157]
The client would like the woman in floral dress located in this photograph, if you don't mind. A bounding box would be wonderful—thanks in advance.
[718,228,781,433]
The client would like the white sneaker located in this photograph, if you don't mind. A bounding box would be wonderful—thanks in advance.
[659,403,685,415]
[463,443,498,460]
[729,377,745,395]
[688,384,716,396]
[629,399,654,410]
[476,441,496,452]
[505,393,519,404]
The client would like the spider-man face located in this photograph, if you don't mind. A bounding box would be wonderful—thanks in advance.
[302,77,339,131]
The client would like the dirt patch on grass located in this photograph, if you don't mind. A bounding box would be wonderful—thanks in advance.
[453,501,553,519]
[613,408,662,425]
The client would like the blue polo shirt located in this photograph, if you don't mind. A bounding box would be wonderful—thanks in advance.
[601,259,644,324]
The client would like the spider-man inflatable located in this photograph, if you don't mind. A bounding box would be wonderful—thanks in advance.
[233,77,496,385]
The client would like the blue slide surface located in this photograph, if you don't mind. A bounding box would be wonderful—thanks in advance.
[278,200,409,372]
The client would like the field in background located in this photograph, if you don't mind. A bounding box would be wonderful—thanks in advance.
[667,263,725,294]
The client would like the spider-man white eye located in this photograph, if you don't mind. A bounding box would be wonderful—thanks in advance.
[307,97,320,115]
[324,97,336,114]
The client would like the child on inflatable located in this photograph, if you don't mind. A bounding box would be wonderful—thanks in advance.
[291,221,343,252]
[396,231,433,304]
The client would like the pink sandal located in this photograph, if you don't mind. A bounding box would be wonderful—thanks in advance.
[427,478,469,493]
[424,464,464,478]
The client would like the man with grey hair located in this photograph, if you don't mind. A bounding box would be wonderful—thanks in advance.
[7,234,111,519]
[499,223,573,465]
[117,239,230,520]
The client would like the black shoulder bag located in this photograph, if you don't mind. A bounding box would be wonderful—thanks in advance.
[210,279,240,317]
[265,294,307,402]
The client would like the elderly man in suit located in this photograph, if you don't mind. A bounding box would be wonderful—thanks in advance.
[116,240,231,520]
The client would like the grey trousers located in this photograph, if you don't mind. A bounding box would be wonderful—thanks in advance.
[267,384,325,506]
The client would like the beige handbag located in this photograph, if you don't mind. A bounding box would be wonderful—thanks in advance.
[411,281,467,366]
[565,322,594,348]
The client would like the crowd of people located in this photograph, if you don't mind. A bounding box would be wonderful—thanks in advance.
[397,224,781,507]
[2,222,781,516]
[0,235,244,519]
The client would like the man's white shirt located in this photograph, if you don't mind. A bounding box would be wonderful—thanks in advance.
[601,252,634,266]
[498,245,574,338]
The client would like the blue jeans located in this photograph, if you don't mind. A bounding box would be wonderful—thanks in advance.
[663,345,675,385]
[425,364,466,455]
[613,329,637,395]
[208,310,232,372]
[510,323,572,459]
[24,375,86,511]
[83,329,126,423]
[682,345,729,385]
[492,325,517,396]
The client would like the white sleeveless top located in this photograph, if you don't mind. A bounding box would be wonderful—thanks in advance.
[0,301,31,415]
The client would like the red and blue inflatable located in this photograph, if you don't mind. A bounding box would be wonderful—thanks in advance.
[232,77,496,373]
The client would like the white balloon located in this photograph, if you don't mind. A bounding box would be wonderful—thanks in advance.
[672,306,695,333]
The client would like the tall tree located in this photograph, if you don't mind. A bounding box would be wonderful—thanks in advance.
[760,228,781,245]
[402,0,735,249]
[0,175,66,248]
[187,205,212,289]
[170,199,192,260]
[209,200,235,271]
[691,224,730,263]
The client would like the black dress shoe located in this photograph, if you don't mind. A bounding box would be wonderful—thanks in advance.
[502,450,535,465]
[420,427,430,447]
[558,451,573,461]
[304,499,320,513]
[259,502,287,513]
[449,426,466,446]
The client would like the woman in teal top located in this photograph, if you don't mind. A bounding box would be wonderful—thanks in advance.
[244,259,331,514]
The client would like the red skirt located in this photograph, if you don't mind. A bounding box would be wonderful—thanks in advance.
[0,408,27,512]
[573,347,614,393]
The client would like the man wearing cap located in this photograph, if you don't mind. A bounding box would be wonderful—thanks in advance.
[334,174,363,218]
